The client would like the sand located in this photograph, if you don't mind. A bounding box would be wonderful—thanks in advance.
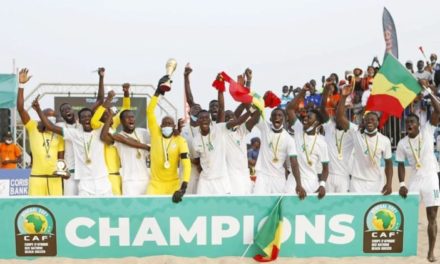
[0,171,438,264]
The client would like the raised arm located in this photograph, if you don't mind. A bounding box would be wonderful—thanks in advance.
[112,83,131,129]
[286,83,308,125]
[91,90,115,130]
[226,104,251,130]
[319,81,332,123]
[244,68,252,88]
[17,69,32,125]
[184,64,197,107]
[422,80,440,126]
[113,134,150,151]
[90,67,105,112]
[217,89,225,123]
[100,109,115,145]
[31,95,63,135]
[335,85,351,130]
[245,106,261,131]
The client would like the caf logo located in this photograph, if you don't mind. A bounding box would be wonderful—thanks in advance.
[363,201,404,253]
[15,205,57,256]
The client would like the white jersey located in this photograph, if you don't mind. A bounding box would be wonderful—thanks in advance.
[322,120,353,177]
[63,126,111,195]
[193,123,229,181]
[224,124,252,194]
[255,120,297,178]
[114,128,150,181]
[396,123,438,179]
[291,120,329,181]
[181,123,201,194]
[56,121,78,178]
[349,123,392,181]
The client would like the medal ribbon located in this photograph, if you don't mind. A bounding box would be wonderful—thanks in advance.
[303,132,318,165]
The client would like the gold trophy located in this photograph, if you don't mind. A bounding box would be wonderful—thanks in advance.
[159,58,177,92]
[53,159,70,179]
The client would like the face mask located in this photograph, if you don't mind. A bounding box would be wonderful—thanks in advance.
[5,139,12,144]
[364,128,378,135]
[305,121,318,133]
[283,92,289,97]
[270,123,283,132]
[161,127,173,137]
[190,115,198,122]
[305,91,311,97]
[48,116,56,123]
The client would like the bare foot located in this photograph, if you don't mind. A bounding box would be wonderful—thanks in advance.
[428,252,437,262]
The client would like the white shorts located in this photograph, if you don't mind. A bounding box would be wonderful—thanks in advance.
[327,173,350,193]
[197,176,231,195]
[253,171,288,194]
[123,179,148,196]
[64,174,79,196]
[408,175,440,207]
[185,164,200,194]
[285,174,319,194]
[229,170,252,195]
[78,178,113,196]
[349,177,383,193]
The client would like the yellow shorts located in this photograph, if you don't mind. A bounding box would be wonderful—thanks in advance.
[28,175,63,196]
[147,180,179,195]
[108,174,122,195]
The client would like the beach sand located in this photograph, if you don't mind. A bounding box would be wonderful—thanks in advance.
[1,171,438,264]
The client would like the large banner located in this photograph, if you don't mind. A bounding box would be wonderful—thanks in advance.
[383,7,399,59]
[54,97,147,128]
[0,194,418,259]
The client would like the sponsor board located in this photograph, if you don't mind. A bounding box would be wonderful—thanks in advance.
[0,169,29,196]
[0,194,419,259]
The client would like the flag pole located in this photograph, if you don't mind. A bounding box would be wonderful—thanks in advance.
[240,196,284,258]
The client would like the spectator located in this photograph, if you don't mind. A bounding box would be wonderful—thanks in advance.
[361,66,375,90]
[324,82,340,117]
[414,60,433,83]
[247,137,260,181]
[405,60,414,74]
[304,81,322,108]
[0,131,22,169]
[280,85,293,110]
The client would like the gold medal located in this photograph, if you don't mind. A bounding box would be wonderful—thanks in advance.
[307,160,313,167]
[337,153,343,160]
[273,158,279,163]
[86,158,92,164]
[46,154,51,159]
[416,162,422,169]
[136,152,141,159]
[164,160,170,169]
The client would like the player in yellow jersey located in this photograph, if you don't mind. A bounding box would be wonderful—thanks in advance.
[90,68,131,195]
[148,76,191,202]
[17,68,64,196]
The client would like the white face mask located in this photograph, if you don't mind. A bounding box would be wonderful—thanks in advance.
[305,121,318,133]
[161,126,174,137]
[5,139,12,144]
[270,123,283,132]
[47,116,57,123]
[364,128,378,135]
[190,115,198,122]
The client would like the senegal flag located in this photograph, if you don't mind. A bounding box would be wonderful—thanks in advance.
[253,198,283,262]
[366,53,422,127]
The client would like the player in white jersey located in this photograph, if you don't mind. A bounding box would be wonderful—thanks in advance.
[336,85,393,194]
[192,108,251,194]
[101,109,151,195]
[285,84,329,198]
[57,103,79,195]
[253,108,306,198]
[220,104,260,194]
[396,82,440,262]
[33,92,115,196]
[320,82,354,193]
[183,64,205,194]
